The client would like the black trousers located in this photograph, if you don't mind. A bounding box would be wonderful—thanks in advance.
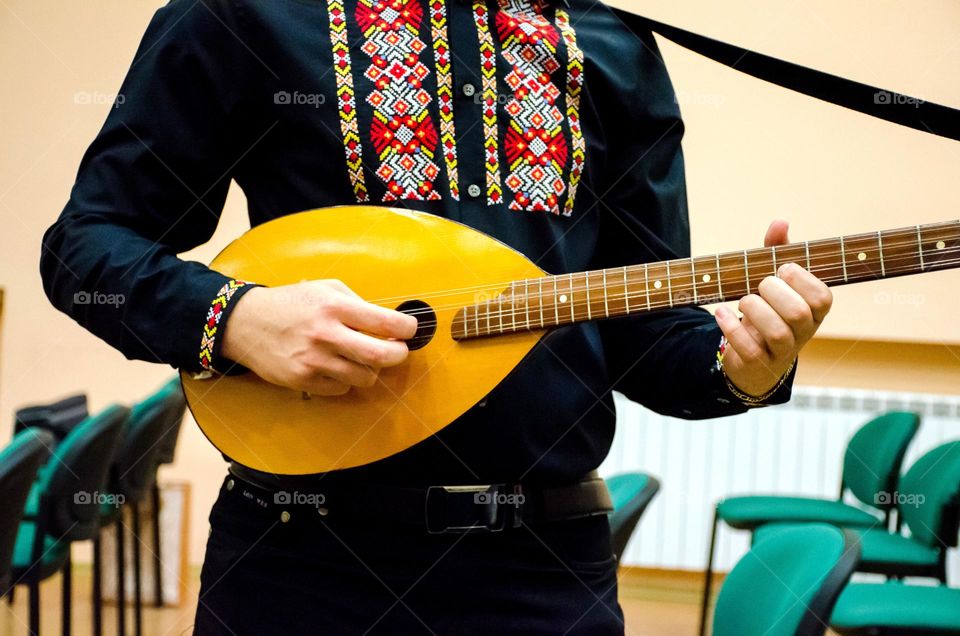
[194,475,624,635]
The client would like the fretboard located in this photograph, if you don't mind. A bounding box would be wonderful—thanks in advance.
[451,220,960,340]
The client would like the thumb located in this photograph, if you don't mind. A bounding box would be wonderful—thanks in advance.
[764,219,790,247]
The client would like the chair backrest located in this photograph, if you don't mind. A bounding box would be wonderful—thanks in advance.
[155,376,186,465]
[898,440,960,549]
[36,404,128,541]
[606,473,660,561]
[0,429,53,581]
[713,524,860,636]
[841,412,920,511]
[13,394,88,441]
[114,382,181,503]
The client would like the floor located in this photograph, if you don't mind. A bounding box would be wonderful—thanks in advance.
[0,565,812,635]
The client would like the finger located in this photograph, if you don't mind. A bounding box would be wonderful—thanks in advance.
[300,377,351,397]
[738,293,796,357]
[777,263,833,324]
[334,297,418,340]
[757,274,814,339]
[319,355,380,388]
[764,219,790,247]
[335,326,411,368]
[715,305,768,366]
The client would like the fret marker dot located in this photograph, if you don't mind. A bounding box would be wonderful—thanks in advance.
[857,252,866,261]
[937,240,946,250]
[558,294,568,303]
[702,274,711,283]
[653,280,662,289]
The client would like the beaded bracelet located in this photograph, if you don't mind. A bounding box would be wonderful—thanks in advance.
[715,336,795,405]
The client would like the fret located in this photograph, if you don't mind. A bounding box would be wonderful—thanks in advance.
[474,300,479,337]
[690,256,698,304]
[485,298,492,336]
[602,269,610,317]
[715,253,724,300]
[523,279,531,329]
[553,276,560,325]
[568,273,575,322]
[771,245,778,274]
[538,277,545,328]
[804,240,811,271]
[584,271,592,321]
[623,266,630,314]
[497,293,505,334]
[665,260,674,308]
[877,231,886,277]
[644,264,651,310]
[743,251,751,294]
[917,225,926,271]
[840,236,848,282]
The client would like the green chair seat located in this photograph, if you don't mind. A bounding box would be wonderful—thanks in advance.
[755,524,940,571]
[11,521,69,581]
[832,583,960,635]
[717,496,882,530]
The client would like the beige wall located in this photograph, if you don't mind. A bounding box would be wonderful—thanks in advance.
[1,1,958,565]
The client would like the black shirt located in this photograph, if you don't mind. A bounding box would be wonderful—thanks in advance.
[40,0,791,486]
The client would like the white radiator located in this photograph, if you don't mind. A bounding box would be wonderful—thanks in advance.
[600,386,960,580]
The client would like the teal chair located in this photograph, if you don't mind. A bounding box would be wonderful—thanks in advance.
[700,412,919,635]
[11,404,128,636]
[0,429,53,594]
[606,473,660,563]
[150,377,186,608]
[831,582,960,635]
[758,440,960,583]
[93,380,182,636]
[712,524,860,636]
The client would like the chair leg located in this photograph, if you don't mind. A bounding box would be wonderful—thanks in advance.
[699,510,720,636]
[6,584,14,605]
[132,503,143,636]
[62,547,73,636]
[152,481,164,607]
[116,513,126,636]
[93,534,102,636]
[29,579,40,636]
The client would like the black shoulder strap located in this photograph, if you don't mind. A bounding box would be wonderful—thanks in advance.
[618,11,960,142]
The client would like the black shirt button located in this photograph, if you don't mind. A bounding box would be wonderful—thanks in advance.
[467,183,482,198]
[462,83,477,98]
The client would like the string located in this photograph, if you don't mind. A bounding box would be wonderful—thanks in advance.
[391,244,960,319]
[354,227,960,310]
[402,248,960,333]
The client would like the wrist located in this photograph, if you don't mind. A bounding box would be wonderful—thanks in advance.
[219,285,265,367]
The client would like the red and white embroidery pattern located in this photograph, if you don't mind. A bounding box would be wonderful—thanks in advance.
[555,9,583,217]
[430,0,459,199]
[495,0,567,214]
[472,0,503,204]
[199,280,250,372]
[356,0,442,201]
[327,0,369,201]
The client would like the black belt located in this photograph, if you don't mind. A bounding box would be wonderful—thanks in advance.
[224,469,613,534]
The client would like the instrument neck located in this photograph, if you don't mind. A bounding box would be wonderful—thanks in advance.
[452,220,960,340]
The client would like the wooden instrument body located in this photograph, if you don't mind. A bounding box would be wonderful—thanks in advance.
[182,206,546,475]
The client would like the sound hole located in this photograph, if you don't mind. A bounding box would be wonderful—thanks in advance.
[396,299,436,351]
